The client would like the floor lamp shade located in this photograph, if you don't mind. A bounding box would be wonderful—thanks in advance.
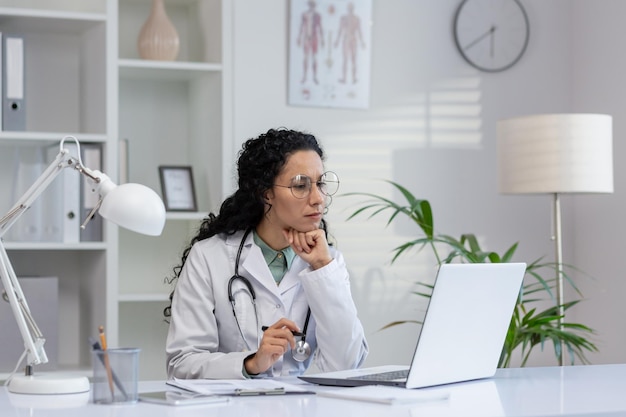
[497,113,613,365]
[497,113,613,194]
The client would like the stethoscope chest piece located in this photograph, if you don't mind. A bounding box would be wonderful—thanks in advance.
[293,339,311,362]
[292,303,312,362]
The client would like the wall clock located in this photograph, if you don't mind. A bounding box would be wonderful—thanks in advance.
[453,0,530,72]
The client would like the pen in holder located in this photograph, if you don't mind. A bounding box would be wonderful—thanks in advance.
[98,326,114,399]
[90,334,140,404]
[89,337,128,400]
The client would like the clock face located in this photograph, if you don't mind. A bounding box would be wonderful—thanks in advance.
[454,0,529,72]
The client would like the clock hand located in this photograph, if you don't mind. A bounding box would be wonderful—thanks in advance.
[464,25,496,51]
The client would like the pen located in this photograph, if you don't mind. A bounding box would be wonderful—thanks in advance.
[89,337,128,400]
[99,325,115,400]
[261,326,304,337]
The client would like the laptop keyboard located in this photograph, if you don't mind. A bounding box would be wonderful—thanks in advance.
[348,369,409,382]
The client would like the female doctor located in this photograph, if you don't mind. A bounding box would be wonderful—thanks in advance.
[165,128,368,379]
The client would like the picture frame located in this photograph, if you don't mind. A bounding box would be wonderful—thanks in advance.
[158,166,197,212]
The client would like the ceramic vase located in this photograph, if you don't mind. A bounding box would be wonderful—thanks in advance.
[137,0,180,61]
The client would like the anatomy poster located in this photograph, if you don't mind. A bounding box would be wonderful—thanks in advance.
[289,0,372,109]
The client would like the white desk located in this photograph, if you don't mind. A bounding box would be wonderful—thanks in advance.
[1,364,626,416]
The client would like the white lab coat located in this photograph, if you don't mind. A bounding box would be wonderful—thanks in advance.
[166,229,368,379]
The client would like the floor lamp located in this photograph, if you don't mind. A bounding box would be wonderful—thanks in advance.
[496,113,613,366]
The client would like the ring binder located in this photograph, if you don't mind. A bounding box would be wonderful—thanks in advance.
[81,143,103,242]
[3,35,25,131]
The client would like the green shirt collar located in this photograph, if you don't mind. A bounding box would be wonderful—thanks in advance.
[253,230,296,283]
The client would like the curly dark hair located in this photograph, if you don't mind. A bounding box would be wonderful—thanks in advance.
[163,128,328,318]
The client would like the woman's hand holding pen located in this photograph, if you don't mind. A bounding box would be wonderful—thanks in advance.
[244,318,300,375]
[283,228,332,270]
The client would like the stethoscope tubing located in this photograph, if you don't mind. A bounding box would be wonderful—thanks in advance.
[227,228,311,361]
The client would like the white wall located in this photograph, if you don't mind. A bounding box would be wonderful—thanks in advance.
[568,0,626,365]
[229,0,625,367]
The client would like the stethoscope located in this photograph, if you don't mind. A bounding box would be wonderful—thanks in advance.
[228,228,312,362]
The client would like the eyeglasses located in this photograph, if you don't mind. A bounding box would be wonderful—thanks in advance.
[274,171,340,199]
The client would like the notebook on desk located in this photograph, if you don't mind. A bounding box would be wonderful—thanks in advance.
[299,262,526,389]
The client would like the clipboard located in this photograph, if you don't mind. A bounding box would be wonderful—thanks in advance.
[166,378,316,397]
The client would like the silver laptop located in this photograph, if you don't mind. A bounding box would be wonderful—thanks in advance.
[299,262,526,389]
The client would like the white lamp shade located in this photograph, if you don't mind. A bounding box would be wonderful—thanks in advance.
[99,183,166,236]
[497,113,613,194]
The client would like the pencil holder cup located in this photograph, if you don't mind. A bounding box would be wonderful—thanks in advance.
[92,347,141,404]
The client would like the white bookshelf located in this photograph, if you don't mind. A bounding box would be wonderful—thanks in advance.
[0,1,110,375]
[0,0,233,381]
[116,0,232,380]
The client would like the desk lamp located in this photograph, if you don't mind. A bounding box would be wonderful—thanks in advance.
[497,113,613,365]
[0,136,166,394]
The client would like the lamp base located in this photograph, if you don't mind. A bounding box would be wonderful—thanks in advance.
[8,374,90,395]
[8,391,90,409]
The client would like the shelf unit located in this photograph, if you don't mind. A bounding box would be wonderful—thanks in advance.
[116,0,232,380]
[0,0,233,381]
[0,1,111,374]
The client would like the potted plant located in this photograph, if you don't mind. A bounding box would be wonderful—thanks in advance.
[344,180,597,367]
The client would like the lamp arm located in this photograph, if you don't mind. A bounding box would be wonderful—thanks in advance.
[0,147,82,368]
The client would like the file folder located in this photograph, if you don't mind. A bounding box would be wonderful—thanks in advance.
[0,32,3,127]
[3,35,25,131]
[46,143,80,243]
[61,143,80,243]
[80,143,103,242]
[10,147,47,241]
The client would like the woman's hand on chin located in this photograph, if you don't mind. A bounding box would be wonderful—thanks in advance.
[283,228,332,270]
